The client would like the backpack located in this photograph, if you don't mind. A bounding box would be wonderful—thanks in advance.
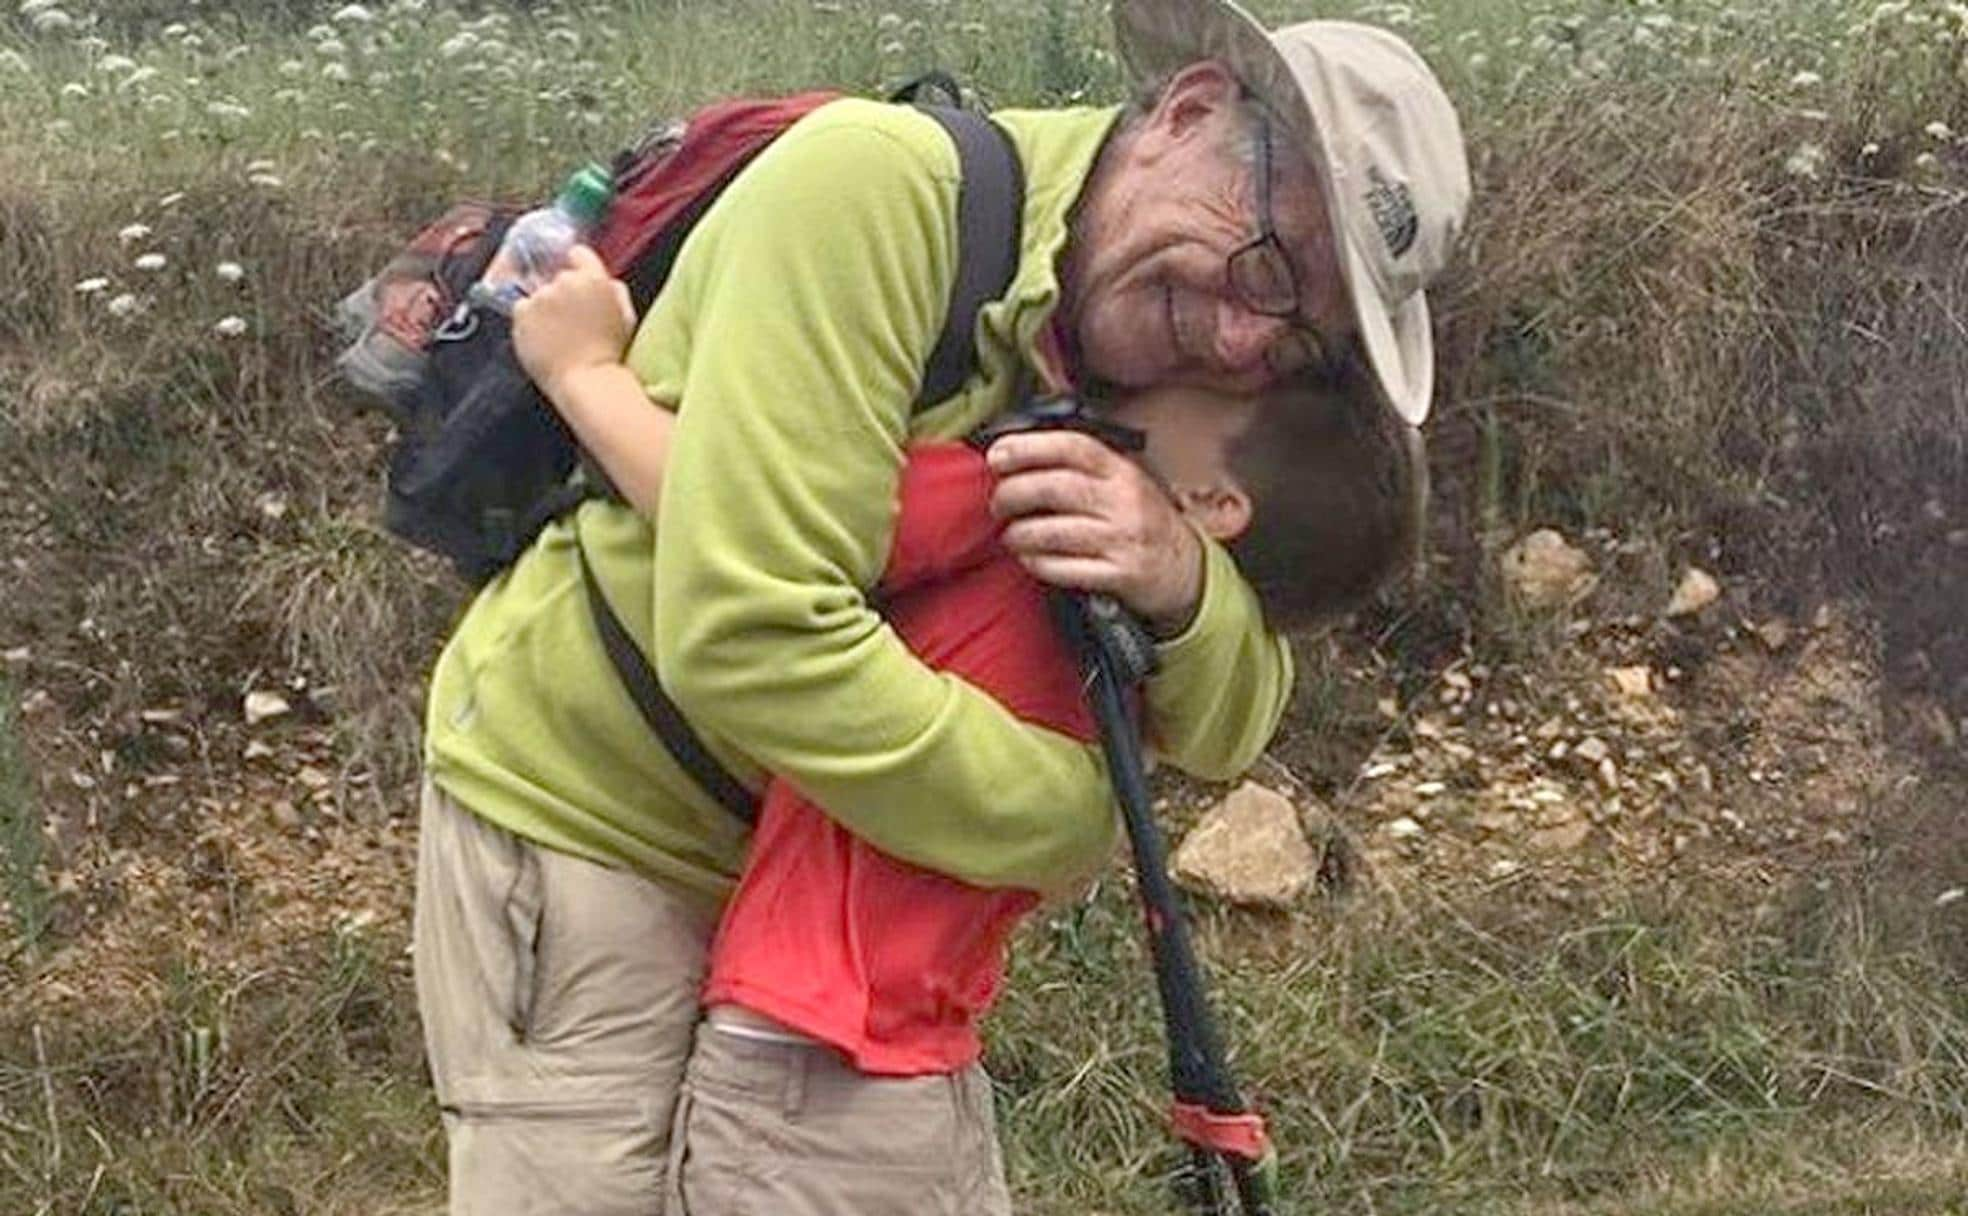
[335,80,1026,824]
[337,83,1022,583]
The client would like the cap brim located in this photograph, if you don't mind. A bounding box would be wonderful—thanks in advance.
[1339,228,1433,425]
[1113,0,1433,424]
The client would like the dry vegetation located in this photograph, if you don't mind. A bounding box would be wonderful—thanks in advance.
[2,0,1967,1212]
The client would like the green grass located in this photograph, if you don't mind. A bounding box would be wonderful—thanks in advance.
[0,929,440,1215]
[989,875,1968,1213]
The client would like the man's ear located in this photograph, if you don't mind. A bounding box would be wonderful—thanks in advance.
[1176,482,1253,543]
[1136,60,1243,162]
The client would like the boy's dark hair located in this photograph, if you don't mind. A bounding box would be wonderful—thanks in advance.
[1224,364,1428,629]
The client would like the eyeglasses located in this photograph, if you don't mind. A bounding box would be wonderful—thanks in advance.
[1225,115,1335,377]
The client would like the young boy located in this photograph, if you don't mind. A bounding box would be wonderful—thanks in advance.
[509,251,1424,1214]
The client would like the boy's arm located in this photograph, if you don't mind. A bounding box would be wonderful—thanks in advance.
[513,246,672,516]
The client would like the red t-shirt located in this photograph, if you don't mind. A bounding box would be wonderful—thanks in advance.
[701,441,1098,1075]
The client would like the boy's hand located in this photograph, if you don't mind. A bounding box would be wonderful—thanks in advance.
[511,244,637,403]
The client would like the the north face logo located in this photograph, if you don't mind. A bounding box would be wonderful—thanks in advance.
[1365,166,1418,259]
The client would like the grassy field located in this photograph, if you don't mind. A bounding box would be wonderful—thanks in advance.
[3,0,1968,1212]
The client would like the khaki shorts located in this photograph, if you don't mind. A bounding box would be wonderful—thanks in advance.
[666,1012,1013,1216]
[413,779,718,1216]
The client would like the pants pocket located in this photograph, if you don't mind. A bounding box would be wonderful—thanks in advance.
[664,1083,753,1216]
[502,845,544,1040]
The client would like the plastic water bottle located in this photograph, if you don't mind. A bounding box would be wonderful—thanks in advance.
[468,162,614,316]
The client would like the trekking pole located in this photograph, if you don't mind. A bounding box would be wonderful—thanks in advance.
[1058,593,1279,1216]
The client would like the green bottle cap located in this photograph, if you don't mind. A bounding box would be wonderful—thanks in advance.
[557,162,614,227]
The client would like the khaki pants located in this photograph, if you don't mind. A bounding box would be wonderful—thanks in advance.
[666,1013,1013,1216]
[413,780,718,1215]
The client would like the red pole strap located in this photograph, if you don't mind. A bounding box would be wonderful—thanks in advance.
[1169,1101,1271,1163]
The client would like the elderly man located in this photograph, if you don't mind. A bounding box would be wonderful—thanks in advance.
[411,0,1469,1211]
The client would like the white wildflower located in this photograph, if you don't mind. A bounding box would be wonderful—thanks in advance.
[159,21,187,38]
[1468,51,1490,71]
[876,11,902,30]
[305,23,336,41]
[438,32,477,58]
[248,172,284,189]
[213,315,249,338]
[1914,150,1941,171]
[157,191,185,208]
[321,61,352,82]
[59,81,88,99]
[96,54,136,73]
[73,276,109,294]
[0,49,28,73]
[106,292,141,318]
[133,252,166,271]
[215,261,245,283]
[1861,141,1882,157]
[878,38,904,56]
[1926,120,1953,140]
[331,3,375,23]
[206,100,252,120]
[180,33,202,50]
[1790,70,1822,87]
[316,37,346,57]
[1937,887,1965,908]
[1784,141,1827,179]
[116,222,152,243]
[273,87,302,104]
[19,0,63,15]
[29,7,73,33]
[118,66,158,91]
[278,58,305,76]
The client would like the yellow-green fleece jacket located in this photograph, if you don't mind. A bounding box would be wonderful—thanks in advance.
[423,99,1294,910]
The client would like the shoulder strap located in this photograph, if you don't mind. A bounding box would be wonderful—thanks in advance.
[576,530,758,826]
[579,99,1027,830]
[911,106,1025,412]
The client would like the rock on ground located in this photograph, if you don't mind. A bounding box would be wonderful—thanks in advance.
[1172,781,1318,909]
[1501,529,1597,611]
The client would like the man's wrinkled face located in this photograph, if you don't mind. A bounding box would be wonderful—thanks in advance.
[1072,63,1354,397]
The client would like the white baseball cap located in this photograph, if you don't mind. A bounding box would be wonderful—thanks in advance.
[1113,1,1471,424]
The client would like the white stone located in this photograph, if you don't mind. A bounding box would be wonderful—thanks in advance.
[1666,567,1721,617]
[243,690,291,726]
[1606,666,1653,697]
